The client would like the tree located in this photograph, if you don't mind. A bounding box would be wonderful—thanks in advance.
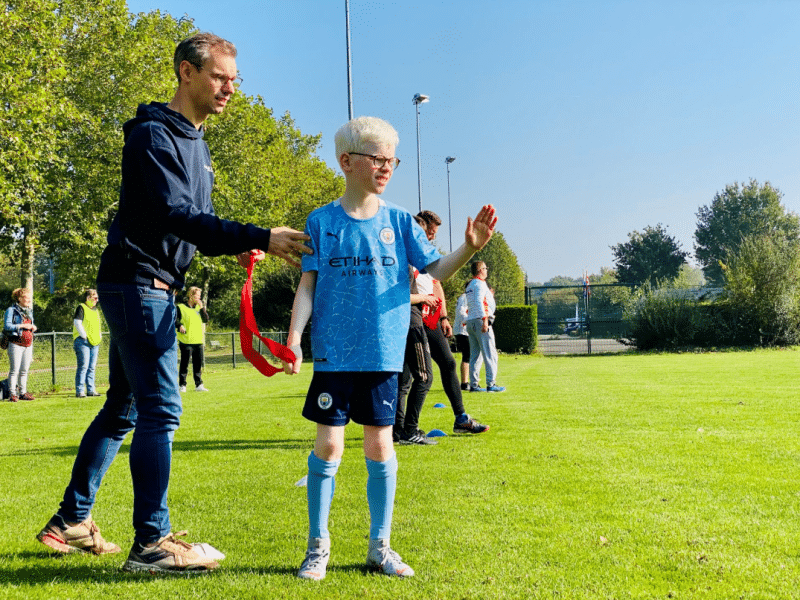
[0,0,74,291]
[721,232,800,346]
[441,231,526,316]
[695,179,800,286]
[611,223,687,286]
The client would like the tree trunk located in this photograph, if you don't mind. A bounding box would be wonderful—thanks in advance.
[20,222,35,294]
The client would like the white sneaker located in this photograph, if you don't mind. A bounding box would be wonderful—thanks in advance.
[297,537,330,580]
[179,385,187,392]
[366,539,414,577]
[195,384,209,392]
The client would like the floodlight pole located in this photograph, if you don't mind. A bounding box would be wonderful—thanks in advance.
[345,0,354,120]
[445,156,456,252]
[413,93,429,213]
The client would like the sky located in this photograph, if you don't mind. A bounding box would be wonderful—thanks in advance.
[125,0,800,284]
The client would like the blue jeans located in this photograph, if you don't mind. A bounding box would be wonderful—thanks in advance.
[58,282,182,545]
[73,337,100,395]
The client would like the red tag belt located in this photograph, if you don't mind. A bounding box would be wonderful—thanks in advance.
[239,253,296,376]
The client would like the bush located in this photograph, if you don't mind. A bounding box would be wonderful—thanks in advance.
[722,233,800,346]
[494,305,537,353]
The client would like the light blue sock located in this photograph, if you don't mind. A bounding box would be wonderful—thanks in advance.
[366,453,398,540]
[307,451,340,539]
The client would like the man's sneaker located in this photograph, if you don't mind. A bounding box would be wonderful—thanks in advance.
[460,383,469,391]
[195,384,209,392]
[36,515,121,555]
[87,391,102,397]
[453,416,490,434]
[8,395,18,402]
[179,385,187,392]
[366,539,414,577]
[486,385,506,393]
[20,392,34,401]
[297,537,330,581]
[468,385,486,392]
[122,531,219,573]
[398,429,437,446]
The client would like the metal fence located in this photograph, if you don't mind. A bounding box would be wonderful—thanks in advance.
[1,331,290,397]
[526,284,635,355]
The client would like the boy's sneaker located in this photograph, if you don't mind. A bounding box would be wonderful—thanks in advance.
[453,416,490,434]
[122,531,219,573]
[366,539,414,577]
[398,429,437,445]
[36,515,121,555]
[486,384,506,393]
[297,537,330,581]
[468,385,486,392]
[195,384,209,392]
[179,385,187,392]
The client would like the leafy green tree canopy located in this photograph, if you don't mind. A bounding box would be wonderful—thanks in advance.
[694,179,800,286]
[611,223,687,287]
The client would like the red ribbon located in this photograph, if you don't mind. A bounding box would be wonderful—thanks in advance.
[422,297,443,330]
[239,253,296,376]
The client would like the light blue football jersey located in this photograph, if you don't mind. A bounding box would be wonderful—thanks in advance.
[302,198,441,372]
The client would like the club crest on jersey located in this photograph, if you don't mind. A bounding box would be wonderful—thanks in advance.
[317,393,333,410]
[379,228,395,245]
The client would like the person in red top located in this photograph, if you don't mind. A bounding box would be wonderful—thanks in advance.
[3,288,37,402]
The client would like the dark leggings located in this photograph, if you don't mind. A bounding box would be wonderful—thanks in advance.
[396,325,432,434]
[425,325,465,416]
[178,342,204,387]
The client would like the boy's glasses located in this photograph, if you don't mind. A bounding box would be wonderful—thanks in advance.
[349,152,401,169]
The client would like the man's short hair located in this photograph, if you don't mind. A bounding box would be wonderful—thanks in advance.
[416,210,442,227]
[174,33,237,83]
[85,288,97,301]
[471,261,486,277]
[335,116,399,160]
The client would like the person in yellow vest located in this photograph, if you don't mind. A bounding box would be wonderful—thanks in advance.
[176,286,209,392]
[73,289,102,398]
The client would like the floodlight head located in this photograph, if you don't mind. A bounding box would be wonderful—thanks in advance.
[446,156,456,164]
[412,93,430,105]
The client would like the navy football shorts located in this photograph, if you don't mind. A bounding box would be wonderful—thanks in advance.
[302,371,399,427]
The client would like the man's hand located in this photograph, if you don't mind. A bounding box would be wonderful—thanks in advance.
[236,249,264,268]
[465,204,498,251]
[441,319,453,337]
[268,227,313,268]
[282,344,303,375]
[179,325,186,334]
[421,295,438,308]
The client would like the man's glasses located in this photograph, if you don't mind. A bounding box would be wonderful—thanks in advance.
[349,152,401,169]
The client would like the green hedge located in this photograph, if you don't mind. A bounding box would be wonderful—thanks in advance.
[494,305,538,354]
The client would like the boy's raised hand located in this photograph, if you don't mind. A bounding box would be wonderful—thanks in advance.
[465,204,498,251]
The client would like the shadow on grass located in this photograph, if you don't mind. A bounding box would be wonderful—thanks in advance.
[0,555,371,585]
[0,438,318,458]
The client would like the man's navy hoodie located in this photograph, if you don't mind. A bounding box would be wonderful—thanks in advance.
[98,102,271,290]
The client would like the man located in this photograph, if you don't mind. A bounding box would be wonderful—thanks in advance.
[36,33,310,573]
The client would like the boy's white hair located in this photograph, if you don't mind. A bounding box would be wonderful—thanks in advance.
[335,116,399,159]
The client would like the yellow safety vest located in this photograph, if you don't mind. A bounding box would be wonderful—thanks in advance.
[177,303,205,344]
[73,302,101,346]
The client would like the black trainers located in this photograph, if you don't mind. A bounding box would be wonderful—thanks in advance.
[453,416,490,434]
[122,531,219,574]
[398,428,437,445]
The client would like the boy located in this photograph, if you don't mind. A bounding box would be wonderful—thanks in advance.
[282,116,497,580]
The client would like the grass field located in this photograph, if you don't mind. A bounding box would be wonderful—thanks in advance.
[2,349,800,599]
